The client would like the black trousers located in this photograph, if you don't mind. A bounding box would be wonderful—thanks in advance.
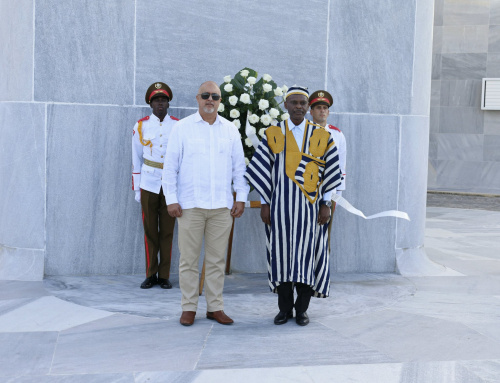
[277,282,313,314]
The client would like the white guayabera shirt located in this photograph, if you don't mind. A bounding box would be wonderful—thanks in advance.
[163,111,249,209]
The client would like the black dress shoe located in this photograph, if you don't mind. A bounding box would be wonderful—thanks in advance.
[158,278,172,289]
[274,311,293,325]
[296,311,309,326]
[140,275,157,289]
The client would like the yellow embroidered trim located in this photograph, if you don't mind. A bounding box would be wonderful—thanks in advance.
[308,128,330,158]
[303,162,320,193]
[265,125,285,154]
[284,123,319,204]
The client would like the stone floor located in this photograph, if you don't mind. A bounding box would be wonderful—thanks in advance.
[1,204,500,382]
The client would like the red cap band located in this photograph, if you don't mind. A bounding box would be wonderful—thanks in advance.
[309,97,330,106]
[149,89,170,101]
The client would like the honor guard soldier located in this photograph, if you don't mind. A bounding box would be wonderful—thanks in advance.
[308,90,347,245]
[132,82,179,289]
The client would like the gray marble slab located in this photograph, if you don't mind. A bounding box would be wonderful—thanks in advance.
[483,135,500,161]
[197,321,395,369]
[6,374,134,383]
[480,161,500,194]
[45,105,148,276]
[437,133,483,161]
[487,52,500,77]
[410,0,434,116]
[433,27,443,54]
[483,111,500,135]
[328,113,400,272]
[0,246,45,281]
[327,0,416,114]
[432,53,442,80]
[323,308,500,362]
[34,0,134,104]
[429,133,438,159]
[441,53,487,80]
[51,314,209,374]
[136,0,327,109]
[443,0,490,26]
[0,280,48,300]
[434,0,444,26]
[439,106,484,134]
[0,0,33,101]
[0,103,45,249]
[0,332,58,378]
[492,0,500,25]
[430,106,440,133]
[489,25,500,53]
[439,80,482,107]
[431,80,441,105]
[396,116,430,250]
[0,297,38,316]
[0,296,112,332]
[441,26,489,53]
[432,160,483,192]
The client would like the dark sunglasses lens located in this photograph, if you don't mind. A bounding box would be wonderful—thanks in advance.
[200,93,221,101]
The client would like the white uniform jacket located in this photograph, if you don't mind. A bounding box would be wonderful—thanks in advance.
[132,113,179,194]
[327,124,346,192]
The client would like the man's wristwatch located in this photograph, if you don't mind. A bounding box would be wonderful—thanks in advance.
[322,200,332,207]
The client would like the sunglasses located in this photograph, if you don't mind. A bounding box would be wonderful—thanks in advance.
[199,92,221,101]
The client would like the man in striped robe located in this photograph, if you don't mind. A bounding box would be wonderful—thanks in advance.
[245,86,342,326]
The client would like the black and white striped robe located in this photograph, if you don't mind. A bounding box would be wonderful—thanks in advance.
[245,119,341,297]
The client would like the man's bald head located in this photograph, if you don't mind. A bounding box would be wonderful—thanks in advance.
[198,81,220,95]
[196,81,222,119]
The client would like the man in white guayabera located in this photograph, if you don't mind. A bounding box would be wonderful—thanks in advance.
[163,81,249,327]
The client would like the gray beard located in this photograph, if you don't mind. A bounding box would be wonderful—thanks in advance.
[203,106,215,114]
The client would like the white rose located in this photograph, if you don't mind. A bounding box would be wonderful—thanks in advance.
[229,95,238,106]
[247,76,257,85]
[260,114,272,126]
[233,119,241,128]
[281,113,290,120]
[245,137,253,147]
[218,103,225,113]
[274,87,283,96]
[230,109,240,119]
[263,74,272,82]
[240,93,251,104]
[224,83,233,92]
[269,108,279,119]
[271,119,278,125]
[247,125,256,135]
[259,128,267,138]
[258,99,269,110]
[248,114,260,124]
[224,75,232,83]
[240,69,250,77]
[245,157,250,166]
[282,85,288,92]
[263,83,272,92]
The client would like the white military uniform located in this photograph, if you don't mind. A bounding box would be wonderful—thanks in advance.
[132,113,178,193]
[327,124,346,196]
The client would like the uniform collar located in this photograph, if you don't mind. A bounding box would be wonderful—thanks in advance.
[150,112,169,123]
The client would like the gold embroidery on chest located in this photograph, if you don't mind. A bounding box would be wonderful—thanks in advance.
[265,125,285,154]
[308,128,330,158]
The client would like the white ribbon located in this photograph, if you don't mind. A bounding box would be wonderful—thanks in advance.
[331,193,410,221]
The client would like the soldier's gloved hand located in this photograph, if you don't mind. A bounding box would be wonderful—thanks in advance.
[135,190,141,203]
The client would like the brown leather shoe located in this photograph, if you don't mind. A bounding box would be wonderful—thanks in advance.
[180,311,196,326]
[206,310,234,325]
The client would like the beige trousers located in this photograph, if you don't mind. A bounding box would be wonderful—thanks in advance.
[177,208,233,312]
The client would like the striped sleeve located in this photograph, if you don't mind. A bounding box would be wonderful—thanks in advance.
[244,137,275,204]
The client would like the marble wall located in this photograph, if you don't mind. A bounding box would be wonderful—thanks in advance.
[430,0,500,194]
[0,0,434,279]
